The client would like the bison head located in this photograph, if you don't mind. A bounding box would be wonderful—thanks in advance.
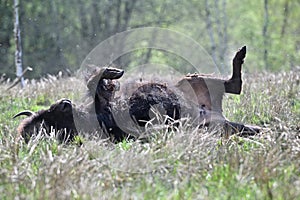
[14,98,76,143]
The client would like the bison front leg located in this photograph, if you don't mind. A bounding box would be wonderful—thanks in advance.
[87,67,124,95]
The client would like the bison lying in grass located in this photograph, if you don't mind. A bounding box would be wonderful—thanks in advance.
[14,46,260,143]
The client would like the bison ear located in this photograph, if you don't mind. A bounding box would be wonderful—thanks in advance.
[13,110,34,119]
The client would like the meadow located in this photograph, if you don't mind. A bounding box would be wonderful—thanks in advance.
[0,70,299,199]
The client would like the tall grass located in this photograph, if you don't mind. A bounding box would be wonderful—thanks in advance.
[0,70,299,199]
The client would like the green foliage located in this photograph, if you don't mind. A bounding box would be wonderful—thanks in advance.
[1,0,300,79]
[117,139,133,151]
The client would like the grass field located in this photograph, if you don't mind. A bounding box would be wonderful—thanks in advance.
[0,70,299,199]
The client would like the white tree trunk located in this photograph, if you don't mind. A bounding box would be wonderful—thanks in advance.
[14,0,24,88]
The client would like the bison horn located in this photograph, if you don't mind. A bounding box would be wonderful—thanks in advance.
[13,110,34,119]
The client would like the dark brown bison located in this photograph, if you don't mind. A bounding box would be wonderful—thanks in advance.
[14,47,260,143]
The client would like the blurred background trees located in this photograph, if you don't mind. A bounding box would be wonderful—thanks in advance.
[1,0,299,79]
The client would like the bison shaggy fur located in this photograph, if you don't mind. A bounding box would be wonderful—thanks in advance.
[129,83,181,126]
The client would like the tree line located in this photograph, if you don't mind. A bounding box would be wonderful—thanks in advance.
[1,0,299,79]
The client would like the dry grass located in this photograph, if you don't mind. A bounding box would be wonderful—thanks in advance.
[0,70,299,199]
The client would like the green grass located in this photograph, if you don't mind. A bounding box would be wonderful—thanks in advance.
[0,71,299,199]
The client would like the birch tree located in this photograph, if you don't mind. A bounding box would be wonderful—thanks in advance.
[14,0,24,87]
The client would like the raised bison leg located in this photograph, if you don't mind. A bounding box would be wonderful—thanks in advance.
[87,67,124,95]
[224,46,246,94]
[86,66,133,142]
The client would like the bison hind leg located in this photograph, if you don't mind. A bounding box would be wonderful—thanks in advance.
[224,121,261,137]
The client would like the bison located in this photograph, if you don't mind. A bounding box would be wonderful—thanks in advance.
[14,47,260,144]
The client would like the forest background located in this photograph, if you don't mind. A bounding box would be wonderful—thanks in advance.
[1,0,300,79]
